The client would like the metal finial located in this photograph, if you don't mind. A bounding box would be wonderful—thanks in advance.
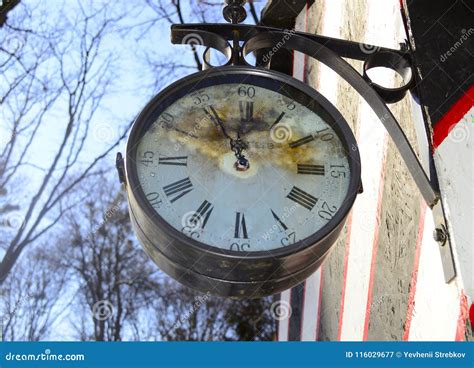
[223,0,247,24]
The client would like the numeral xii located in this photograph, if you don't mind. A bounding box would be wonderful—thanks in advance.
[239,101,253,122]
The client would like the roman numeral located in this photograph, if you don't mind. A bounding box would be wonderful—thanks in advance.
[158,156,188,166]
[190,200,213,229]
[297,163,325,175]
[271,209,288,231]
[239,101,253,122]
[287,186,318,211]
[289,135,315,148]
[163,177,193,203]
[234,212,248,239]
[270,112,285,129]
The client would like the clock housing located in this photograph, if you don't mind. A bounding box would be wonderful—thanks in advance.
[123,66,361,298]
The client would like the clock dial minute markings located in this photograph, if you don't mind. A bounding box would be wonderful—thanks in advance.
[287,186,319,211]
[163,177,193,203]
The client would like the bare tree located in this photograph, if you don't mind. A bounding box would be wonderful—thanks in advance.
[133,0,261,90]
[50,171,275,342]
[53,172,163,341]
[0,1,275,342]
[0,1,132,283]
[0,246,69,341]
[159,281,276,341]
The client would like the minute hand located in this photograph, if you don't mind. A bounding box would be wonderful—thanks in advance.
[204,106,233,140]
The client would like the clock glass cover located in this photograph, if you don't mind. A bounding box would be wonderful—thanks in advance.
[132,74,352,253]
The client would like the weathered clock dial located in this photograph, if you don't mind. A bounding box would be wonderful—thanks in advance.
[121,66,361,297]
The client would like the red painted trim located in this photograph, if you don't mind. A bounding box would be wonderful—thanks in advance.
[315,269,324,340]
[337,213,354,341]
[362,137,388,341]
[432,84,474,149]
[455,292,469,341]
[470,303,474,334]
[402,201,427,341]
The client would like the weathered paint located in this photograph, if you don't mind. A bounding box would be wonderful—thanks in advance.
[434,108,473,300]
[276,0,471,341]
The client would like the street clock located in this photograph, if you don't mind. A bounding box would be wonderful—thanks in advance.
[117,66,361,297]
[117,0,456,295]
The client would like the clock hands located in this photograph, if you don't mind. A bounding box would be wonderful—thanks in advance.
[205,106,232,140]
[270,112,285,130]
[231,131,249,171]
[204,106,250,171]
[288,128,335,148]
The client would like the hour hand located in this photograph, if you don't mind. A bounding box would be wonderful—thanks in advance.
[270,112,285,130]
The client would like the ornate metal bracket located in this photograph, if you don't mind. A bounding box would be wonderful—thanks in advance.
[171,24,438,207]
[168,1,457,283]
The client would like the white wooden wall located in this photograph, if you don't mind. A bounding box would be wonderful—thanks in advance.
[277,0,470,341]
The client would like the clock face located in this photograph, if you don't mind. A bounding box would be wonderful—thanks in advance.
[133,77,352,252]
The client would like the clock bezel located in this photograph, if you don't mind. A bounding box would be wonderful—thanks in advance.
[125,66,361,260]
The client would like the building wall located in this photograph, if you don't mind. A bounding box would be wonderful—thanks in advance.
[277,0,471,341]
